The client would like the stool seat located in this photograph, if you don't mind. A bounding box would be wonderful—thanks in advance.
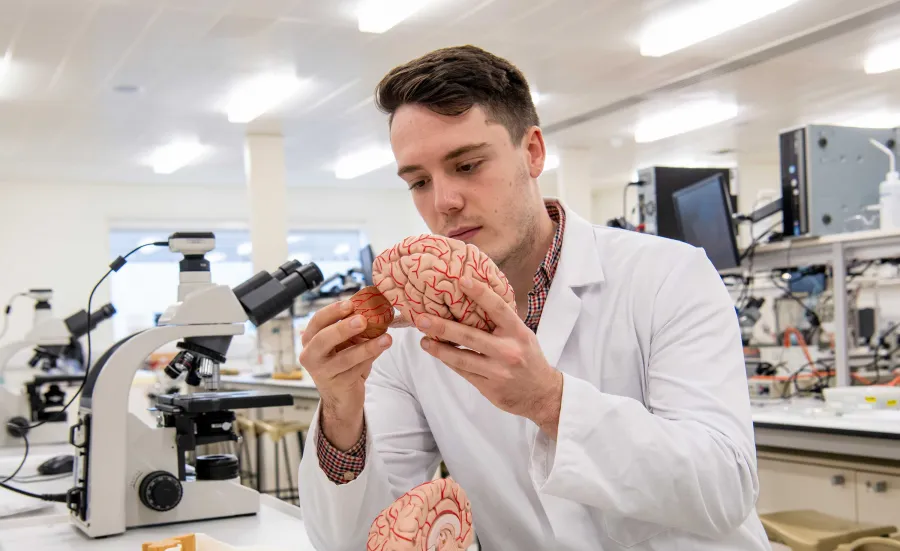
[761,510,897,551]
[837,535,900,551]
[255,419,311,442]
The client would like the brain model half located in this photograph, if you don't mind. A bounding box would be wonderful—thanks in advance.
[336,286,396,352]
[367,478,474,551]
[372,234,516,332]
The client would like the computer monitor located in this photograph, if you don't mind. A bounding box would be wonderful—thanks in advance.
[360,244,375,286]
[672,174,741,271]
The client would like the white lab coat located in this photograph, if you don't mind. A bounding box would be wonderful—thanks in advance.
[298,202,771,551]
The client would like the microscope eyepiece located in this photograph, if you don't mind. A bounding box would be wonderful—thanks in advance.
[63,303,117,339]
[233,262,324,326]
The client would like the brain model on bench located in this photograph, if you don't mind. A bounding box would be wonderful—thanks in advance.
[367,478,475,551]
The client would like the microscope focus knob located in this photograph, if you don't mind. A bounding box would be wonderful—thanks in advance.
[139,471,183,512]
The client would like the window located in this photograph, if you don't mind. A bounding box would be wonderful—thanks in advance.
[108,228,366,343]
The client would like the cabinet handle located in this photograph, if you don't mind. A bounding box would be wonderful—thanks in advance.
[831,475,846,486]
[865,480,889,493]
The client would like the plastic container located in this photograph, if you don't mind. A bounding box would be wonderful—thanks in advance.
[823,386,900,410]
[871,139,900,231]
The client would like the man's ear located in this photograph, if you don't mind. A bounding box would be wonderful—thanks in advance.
[522,126,547,179]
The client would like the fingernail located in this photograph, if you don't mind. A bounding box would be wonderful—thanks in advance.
[342,300,353,312]
[461,277,473,288]
[417,316,432,329]
[377,335,390,347]
[351,316,365,329]
[420,338,431,350]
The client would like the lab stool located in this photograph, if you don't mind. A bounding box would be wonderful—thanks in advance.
[237,418,308,505]
[761,510,897,551]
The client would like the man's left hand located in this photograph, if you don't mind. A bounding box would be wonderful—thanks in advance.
[415,277,563,439]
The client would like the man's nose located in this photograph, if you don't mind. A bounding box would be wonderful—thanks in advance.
[432,178,464,214]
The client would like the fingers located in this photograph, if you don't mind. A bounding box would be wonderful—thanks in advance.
[415,315,496,356]
[420,338,490,380]
[309,314,371,356]
[302,300,354,346]
[459,277,519,329]
[331,333,392,374]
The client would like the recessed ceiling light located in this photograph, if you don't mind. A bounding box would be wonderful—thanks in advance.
[634,101,739,143]
[357,0,434,33]
[640,0,801,57]
[334,146,395,179]
[146,140,209,174]
[864,39,900,75]
[226,73,306,123]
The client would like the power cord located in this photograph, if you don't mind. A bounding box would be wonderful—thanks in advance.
[0,292,28,342]
[1,240,167,503]
[622,181,645,225]
[0,428,28,485]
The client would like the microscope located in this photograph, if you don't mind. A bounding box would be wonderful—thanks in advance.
[0,289,116,447]
[67,232,324,538]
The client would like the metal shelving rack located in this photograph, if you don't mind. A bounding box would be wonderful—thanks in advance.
[743,228,900,387]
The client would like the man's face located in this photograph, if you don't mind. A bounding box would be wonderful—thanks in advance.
[390,104,546,268]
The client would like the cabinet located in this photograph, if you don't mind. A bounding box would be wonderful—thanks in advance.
[758,451,900,527]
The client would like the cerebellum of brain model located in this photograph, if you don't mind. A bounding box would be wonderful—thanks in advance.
[335,286,395,353]
[367,478,474,551]
[372,234,516,332]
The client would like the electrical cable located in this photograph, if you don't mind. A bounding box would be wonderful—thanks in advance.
[622,181,644,225]
[0,429,28,485]
[1,240,167,503]
[0,292,28,342]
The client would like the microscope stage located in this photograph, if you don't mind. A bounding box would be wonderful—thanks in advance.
[156,390,293,413]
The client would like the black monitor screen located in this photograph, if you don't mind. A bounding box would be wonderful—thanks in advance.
[360,244,375,286]
[672,174,741,271]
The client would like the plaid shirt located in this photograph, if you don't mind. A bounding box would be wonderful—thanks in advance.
[317,200,567,484]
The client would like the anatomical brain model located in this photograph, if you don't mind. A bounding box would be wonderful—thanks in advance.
[371,234,516,331]
[367,478,474,551]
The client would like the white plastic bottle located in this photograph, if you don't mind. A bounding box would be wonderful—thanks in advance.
[871,139,900,231]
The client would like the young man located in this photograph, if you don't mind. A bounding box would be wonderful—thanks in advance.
[297,45,770,550]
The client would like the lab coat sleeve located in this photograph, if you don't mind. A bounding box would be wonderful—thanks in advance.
[530,247,759,539]
[298,344,442,551]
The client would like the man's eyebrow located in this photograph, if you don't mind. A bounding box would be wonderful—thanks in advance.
[397,143,490,177]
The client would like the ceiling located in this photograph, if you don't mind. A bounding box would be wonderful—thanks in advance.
[1,0,900,190]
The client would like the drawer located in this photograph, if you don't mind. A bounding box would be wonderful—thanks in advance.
[757,458,857,521]
[856,472,900,529]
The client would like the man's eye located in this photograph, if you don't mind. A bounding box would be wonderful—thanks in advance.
[458,161,482,174]
[409,180,426,190]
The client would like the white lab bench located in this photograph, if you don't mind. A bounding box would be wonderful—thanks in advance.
[752,400,900,529]
[0,494,315,551]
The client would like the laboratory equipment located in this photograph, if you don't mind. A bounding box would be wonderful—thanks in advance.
[671,173,742,270]
[779,124,898,237]
[0,302,116,447]
[67,238,323,538]
[636,166,735,240]
[870,138,900,231]
[360,244,376,286]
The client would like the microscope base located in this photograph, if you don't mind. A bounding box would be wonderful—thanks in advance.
[0,387,70,447]
[126,478,261,533]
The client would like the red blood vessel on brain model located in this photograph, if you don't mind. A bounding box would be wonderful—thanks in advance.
[367,478,475,551]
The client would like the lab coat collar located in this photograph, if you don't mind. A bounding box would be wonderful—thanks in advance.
[536,199,604,367]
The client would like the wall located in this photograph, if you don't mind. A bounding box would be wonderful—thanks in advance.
[0,181,424,351]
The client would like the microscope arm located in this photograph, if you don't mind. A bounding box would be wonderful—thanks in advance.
[0,340,35,381]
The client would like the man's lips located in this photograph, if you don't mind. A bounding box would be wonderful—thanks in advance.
[447,227,482,241]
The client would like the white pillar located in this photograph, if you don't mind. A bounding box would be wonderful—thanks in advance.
[556,148,594,222]
[243,134,293,372]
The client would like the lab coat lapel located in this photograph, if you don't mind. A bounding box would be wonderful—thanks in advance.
[536,201,605,369]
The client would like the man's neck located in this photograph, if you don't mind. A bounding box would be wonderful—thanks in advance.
[506,206,556,316]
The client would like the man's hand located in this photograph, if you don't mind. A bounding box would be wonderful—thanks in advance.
[415,277,564,439]
[299,300,392,450]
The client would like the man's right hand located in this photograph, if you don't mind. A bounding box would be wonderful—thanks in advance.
[299,300,392,451]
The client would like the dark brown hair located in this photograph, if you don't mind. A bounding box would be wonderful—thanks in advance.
[374,45,540,144]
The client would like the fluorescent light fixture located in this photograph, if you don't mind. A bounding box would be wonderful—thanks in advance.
[138,237,163,255]
[634,101,739,143]
[147,140,208,174]
[357,0,431,33]
[544,154,560,171]
[237,242,253,256]
[226,73,305,123]
[207,252,227,263]
[334,146,395,179]
[640,0,800,57]
[864,39,900,75]
[333,243,351,256]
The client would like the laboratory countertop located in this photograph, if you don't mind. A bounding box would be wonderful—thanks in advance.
[751,399,900,438]
[0,443,79,520]
[0,494,315,551]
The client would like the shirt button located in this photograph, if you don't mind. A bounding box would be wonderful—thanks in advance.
[342,472,356,482]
